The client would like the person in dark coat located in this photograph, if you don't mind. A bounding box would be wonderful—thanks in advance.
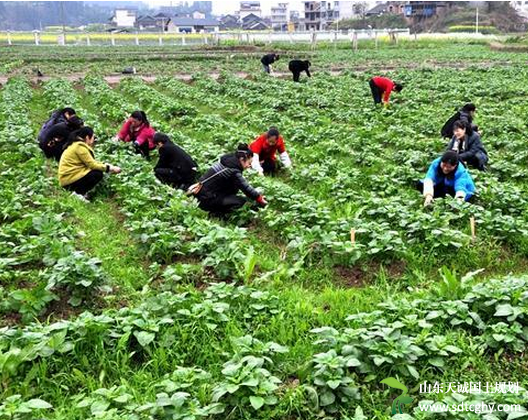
[39,115,84,161]
[195,143,267,216]
[288,60,311,82]
[441,103,477,138]
[261,53,279,74]
[38,107,77,143]
[446,120,488,171]
[153,133,198,190]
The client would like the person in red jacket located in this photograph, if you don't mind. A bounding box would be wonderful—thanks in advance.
[116,110,156,158]
[369,76,403,107]
[249,127,292,176]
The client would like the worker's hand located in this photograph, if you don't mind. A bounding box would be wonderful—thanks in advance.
[424,195,433,207]
[256,195,268,208]
[109,165,121,174]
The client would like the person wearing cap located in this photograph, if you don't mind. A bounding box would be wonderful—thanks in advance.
[195,143,267,216]
[58,127,121,201]
[446,120,488,171]
[417,150,476,207]
[39,115,84,161]
[249,127,292,176]
[153,133,198,190]
[368,76,403,107]
[441,103,478,138]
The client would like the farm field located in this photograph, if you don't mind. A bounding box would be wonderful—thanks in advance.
[1,41,528,419]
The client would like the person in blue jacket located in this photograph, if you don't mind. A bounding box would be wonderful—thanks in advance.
[418,150,476,207]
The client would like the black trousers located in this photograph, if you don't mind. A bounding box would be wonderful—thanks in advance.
[39,140,64,161]
[198,194,248,215]
[464,152,488,171]
[154,168,196,190]
[416,181,455,198]
[262,159,276,175]
[369,79,383,104]
[262,63,270,74]
[64,170,103,195]
[134,142,151,159]
[292,71,301,82]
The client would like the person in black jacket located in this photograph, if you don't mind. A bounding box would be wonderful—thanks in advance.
[196,143,267,216]
[153,133,198,190]
[446,120,488,171]
[39,115,84,161]
[288,60,311,82]
[441,103,478,138]
[261,53,279,74]
[38,107,77,143]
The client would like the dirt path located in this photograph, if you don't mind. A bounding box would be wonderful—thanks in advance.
[0,60,519,85]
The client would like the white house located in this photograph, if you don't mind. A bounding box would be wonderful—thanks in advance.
[239,1,262,19]
[166,17,220,33]
[110,8,137,27]
[511,0,528,18]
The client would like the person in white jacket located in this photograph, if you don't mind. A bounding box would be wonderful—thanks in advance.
[249,127,292,176]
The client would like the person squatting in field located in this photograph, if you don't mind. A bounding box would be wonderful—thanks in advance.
[39,115,84,161]
[38,107,77,144]
[194,143,268,216]
[250,127,292,176]
[116,110,156,159]
[261,53,280,74]
[417,150,476,207]
[153,133,198,190]
[368,76,403,107]
[58,127,121,201]
[288,60,311,82]
[446,120,488,171]
[441,103,478,138]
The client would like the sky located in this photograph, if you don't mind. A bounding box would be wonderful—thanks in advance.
[146,0,306,16]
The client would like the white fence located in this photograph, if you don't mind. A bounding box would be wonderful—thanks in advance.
[0,29,504,47]
[0,29,412,47]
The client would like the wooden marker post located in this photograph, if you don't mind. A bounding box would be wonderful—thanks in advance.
[470,216,476,242]
[350,228,356,245]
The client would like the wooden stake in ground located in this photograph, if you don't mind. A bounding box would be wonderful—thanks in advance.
[350,228,356,245]
[470,216,476,242]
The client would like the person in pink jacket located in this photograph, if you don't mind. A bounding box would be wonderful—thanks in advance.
[117,110,156,158]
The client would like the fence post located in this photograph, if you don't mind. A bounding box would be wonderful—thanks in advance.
[159,35,163,46]
[33,30,40,46]
[57,33,65,46]
[7,31,12,46]
[86,33,91,46]
[353,30,358,51]
[182,33,186,45]
[289,33,293,44]
[111,32,115,46]
[310,29,317,50]
[135,32,139,45]
[375,31,378,49]
[203,32,208,45]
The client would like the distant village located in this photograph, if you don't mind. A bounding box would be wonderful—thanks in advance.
[109,1,514,33]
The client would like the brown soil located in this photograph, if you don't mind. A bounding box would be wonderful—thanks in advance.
[335,265,369,288]
[40,289,83,321]
[335,260,406,288]
[1,312,22,327]
[0,60,520,86]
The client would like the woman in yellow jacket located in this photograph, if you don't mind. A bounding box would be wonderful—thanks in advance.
[58,127,121,200]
